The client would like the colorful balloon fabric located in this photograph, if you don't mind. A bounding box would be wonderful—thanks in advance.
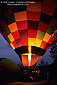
[0,0,57,66]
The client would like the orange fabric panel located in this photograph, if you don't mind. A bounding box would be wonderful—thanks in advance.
[8,22,18,33]
[31,55,42,66]
[14,11,27,21]
[8,33,14,42]
[27,2,42,12]
[43,33,51,42]
[21,55,29,66]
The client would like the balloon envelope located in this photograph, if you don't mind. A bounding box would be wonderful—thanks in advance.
[0,0,57,66]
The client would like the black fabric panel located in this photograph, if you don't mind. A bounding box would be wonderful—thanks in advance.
[31,46,46,56]
[53,9,57,20]
[15,46,46,56]
[15,46,28,55]
[40,12,52,25]
[27,20,39,30]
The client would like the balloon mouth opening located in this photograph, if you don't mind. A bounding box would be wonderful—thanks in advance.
[21,53,42,66]
[15,46,46,66]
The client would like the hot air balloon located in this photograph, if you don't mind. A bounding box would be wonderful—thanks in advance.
[0,0,57,66]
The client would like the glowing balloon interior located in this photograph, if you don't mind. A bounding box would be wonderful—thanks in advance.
[0,0,57,66]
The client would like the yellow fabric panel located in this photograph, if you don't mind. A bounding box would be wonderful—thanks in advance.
[28,38,36,46]
[14,11,27,21]
[8,33,14,42]
[8,22,18,33]
[28,45,31,53]
[43,33,51,42]
[35,38,42,47]
[36,30,45,40]
[10,43,15,49]
[27,2,42,12]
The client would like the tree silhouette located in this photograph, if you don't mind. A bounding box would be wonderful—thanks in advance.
[50,40,57,63]
[40,60,45,66]
[46,62,48,65]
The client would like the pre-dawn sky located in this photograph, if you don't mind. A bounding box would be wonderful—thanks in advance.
[0,33,22,65]
[0,33,54,65]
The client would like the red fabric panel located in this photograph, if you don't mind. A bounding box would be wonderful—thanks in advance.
[42,0,56,16]
[19,30,28,38]
[28,29,37,38]
[48,36,54,44]
[46,45,51,51]
[40,40,47,49]
[12,31,20,40]
[21,38,28,46]
[12,41,18,48]
[42,4,55,16]
[38,22,48,32]
[27,11,41,21]
[16,20,27,30]
[50,18,57,28]
[15,39,22,47]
